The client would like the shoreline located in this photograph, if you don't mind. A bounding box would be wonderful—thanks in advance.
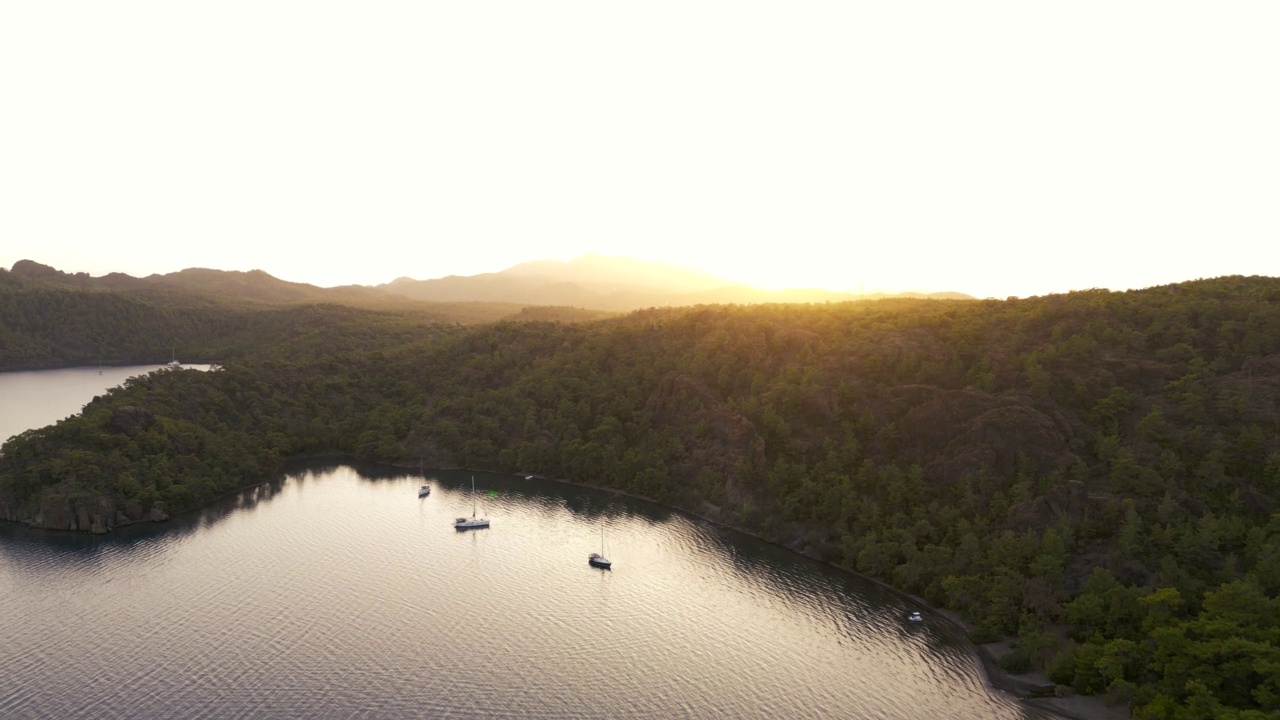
[0,360,218,374]
[4,454,1129,719]
[389,460,1131,720]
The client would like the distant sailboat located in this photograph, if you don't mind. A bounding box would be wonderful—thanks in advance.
[418,460,430,497]
[589,525,611,569]
[454,476,489,530]
[167,348,180,368]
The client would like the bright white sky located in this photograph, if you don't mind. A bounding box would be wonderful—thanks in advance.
[2,2,1277,299]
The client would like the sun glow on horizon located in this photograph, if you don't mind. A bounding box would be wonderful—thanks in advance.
[1,2,1277,300]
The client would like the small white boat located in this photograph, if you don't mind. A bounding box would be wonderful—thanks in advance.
[454,476,489,530]
[906,611,924,623]
[166,348,180,368]
[417,461,430,497]
[588,526,611,569]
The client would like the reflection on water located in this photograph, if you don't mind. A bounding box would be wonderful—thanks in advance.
[0,463,1064,720]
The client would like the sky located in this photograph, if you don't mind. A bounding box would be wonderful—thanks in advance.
[2,2,1277,299]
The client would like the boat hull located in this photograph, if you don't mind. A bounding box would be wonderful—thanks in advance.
[588,555,611,569]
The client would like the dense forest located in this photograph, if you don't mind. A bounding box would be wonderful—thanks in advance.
[3,274,1280,718]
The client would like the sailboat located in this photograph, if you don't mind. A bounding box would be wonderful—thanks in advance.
[417,460,431,497]
[166,348,180,368]
[589,525,611,569]
[454,476,489,530]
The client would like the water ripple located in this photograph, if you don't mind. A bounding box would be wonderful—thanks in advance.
[0,466,1066,720]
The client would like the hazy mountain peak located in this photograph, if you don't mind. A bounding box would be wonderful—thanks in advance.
[12,259,69,278]
[501,254,730,292]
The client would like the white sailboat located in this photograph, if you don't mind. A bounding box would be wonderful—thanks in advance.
[166,348,180,368]
[418,460,430,497]
[454,476,489,530]
[589,525,611,569]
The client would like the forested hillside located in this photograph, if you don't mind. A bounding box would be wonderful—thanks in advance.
[3,275,1280,718]
[0,265,604,370]
[0,282,444,369]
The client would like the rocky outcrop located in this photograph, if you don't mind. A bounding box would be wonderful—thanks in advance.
[30,494,120,532]
[0,492,20,524]
[0,487,153,533]
[79,496,118,532]
[36,495,77,531]
[123,500,145,522]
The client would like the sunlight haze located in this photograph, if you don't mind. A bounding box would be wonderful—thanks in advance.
[2,1,1277,299]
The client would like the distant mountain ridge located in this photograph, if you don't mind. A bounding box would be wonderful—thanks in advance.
[6,259,389,306]
[6,256,973,313]
[2,260,589,328]
[502,254,730,291]
[380,254,973,310]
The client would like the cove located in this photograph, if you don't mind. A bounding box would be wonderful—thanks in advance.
[0,365,1070,719]
[0,461,1068,719]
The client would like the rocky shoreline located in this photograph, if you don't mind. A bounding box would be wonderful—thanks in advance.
[0,493,169,534]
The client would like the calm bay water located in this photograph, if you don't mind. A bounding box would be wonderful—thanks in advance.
[0,364,211,446]
[0,368,1065,719]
